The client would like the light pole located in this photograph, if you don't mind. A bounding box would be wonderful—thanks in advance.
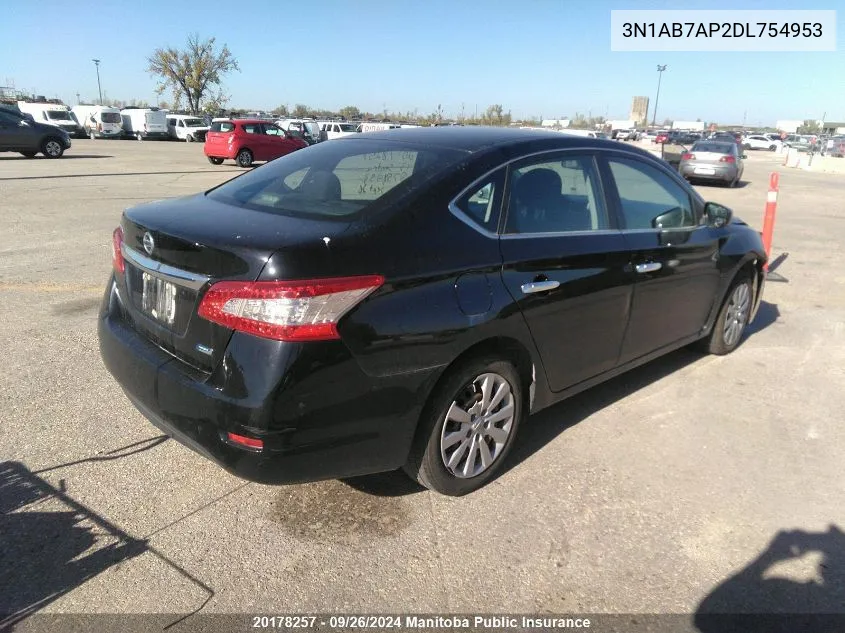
[651,64,667,127]
[92,59,103,105]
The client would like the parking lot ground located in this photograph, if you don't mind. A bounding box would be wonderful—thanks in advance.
[1,140,844,623]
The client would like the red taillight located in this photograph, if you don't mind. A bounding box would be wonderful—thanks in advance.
[682,152,695,160]
[112,227,125,274]
[720,155,736,163]
[197,275,385,341]
[227,432,263,450]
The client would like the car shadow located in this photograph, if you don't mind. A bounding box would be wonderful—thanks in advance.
[694,525,845,633]
[501,299,780,480]
[0,170,237,181]
[0,154,113,160]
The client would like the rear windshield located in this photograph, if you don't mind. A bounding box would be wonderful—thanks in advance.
[211,121,235,132]
[101,112,121,123]
[207,138,465,220]
[691,143,734,154]
[46,110,72,121]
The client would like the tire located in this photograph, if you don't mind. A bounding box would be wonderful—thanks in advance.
[20,151,37,158]
[236,149,253,168]
[769,145,777,151]
[207,156,224,165]
[186,134,194,142]
[136,132,143,142]
[403,356,525,496]
[697,274,753,355]
[41,138,64,159]
[89,131,96,140]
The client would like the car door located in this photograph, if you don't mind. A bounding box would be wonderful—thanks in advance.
[240,122,267,160]
[498,151,634,392]
[259,123,288,159]
[0,111,35,150]
[602,153,722,363]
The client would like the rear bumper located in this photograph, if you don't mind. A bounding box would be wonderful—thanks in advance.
[680,163,738,181]
[98,278,438,484]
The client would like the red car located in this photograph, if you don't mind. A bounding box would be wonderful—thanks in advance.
[205,119,308,167]
[654,131,669,144]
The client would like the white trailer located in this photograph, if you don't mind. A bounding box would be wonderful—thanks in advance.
[672,121,705,131]
[120,107,169,140]
[358,122,401,133]
[71,105,124,139]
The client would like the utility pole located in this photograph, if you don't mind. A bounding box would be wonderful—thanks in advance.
[651,64,667,126]
[76,92,80,105]
[92,59,103,105]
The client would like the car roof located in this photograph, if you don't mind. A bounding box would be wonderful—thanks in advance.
[341,125,639,153]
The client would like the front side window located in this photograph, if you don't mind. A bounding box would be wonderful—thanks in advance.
[607,157,695,230]
[46,110,72,121]
[504,155,608,234]
[262,124,284,136]
[207,139,464,220]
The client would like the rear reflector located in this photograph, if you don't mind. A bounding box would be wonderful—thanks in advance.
[720,155,736,163]
[198,275,385,341]
[227,432,263,450]
[112,227,125,274]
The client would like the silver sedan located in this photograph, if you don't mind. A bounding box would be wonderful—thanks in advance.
[679,141,745,187]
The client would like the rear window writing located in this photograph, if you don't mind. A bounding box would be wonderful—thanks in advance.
[207,139,464,220]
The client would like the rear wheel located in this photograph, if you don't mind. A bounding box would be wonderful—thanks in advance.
[186,134,194,142]
[20,151,37,158]
[89,131,96,140]
[769,145,777,151]
[136,132,143,142]
[697,274,753,355]
[41,138,64,158]
[236,149,253,168]
[403,356,524,496]
[207,156,224,165]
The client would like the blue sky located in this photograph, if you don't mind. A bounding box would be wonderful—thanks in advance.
[1,0,842,125]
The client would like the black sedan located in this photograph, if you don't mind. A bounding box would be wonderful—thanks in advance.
[99,127,767,496]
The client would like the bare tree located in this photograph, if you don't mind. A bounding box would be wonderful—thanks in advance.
[147,34,239,114]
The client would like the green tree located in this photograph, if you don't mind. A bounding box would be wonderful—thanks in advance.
[292,104,310,118]
[147,34,239,114]
[274,104,289,117]
[339,105,361,119]
[799,119,821,134]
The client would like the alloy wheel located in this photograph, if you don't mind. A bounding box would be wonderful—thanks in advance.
[723,283,750,347]
[440,372,515,479]
[45,141,62,157]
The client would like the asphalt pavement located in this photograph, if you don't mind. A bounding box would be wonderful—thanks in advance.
[1,139,843,627]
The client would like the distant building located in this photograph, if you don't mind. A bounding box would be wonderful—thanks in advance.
[672,121,705,131]
[541,119,570,129]
[776,120,805,133]
[608,119,636,130]
[630,96,649,125]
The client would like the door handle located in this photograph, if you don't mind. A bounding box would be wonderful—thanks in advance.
[635,262,663,274]
[521,280,560,294]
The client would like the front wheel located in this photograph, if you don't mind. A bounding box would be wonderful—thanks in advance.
[89,131,97,140]
[136,132,143,142]
[769,145,777,151]
[403,357,524,496]
[41,138,64,158]
[186,134,194,142]
[236,149,253,168]
[207,156,224,165]
[697,275,753,355]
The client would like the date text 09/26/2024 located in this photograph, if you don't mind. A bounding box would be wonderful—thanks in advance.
[250,615,593,629]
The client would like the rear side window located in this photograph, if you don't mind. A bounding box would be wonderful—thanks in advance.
[207,139,465,220]
[453,171,505,232]
[211,121,234,132]
[241,123,260,134]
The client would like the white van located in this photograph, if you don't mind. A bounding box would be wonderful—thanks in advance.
[120,107,169,141]
[71,105,124,139]
[17,101,83,137]
[358,122,401,133]
[166,114,209,142]
[557,129,598,138]
[318,121,359,140]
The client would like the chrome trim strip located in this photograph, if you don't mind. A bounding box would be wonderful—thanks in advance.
[121,244,210,291]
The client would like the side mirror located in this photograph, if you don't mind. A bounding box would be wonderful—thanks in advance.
[704,201,732,228]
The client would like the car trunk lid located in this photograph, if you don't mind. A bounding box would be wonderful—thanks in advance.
[119,193,352,372]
